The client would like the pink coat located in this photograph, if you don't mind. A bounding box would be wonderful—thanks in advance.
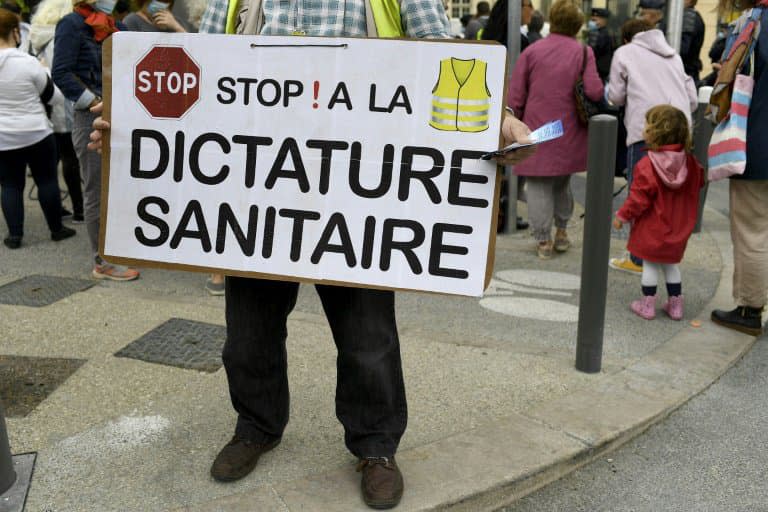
[507,34,604,177]
[606,30,698,146]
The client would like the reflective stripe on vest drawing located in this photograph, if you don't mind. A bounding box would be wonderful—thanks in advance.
[429,58,491,133]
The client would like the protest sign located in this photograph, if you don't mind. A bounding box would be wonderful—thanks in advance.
[101,33,507,296]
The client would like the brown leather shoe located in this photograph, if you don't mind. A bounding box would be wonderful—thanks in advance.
[357,456,404,509]
[210,436,280,482]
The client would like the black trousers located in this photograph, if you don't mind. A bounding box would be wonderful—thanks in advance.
[223,277,407,458]
[0,134,62,238]
[54,132,83,216]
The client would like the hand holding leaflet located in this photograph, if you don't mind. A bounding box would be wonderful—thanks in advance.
[481,119,564,160]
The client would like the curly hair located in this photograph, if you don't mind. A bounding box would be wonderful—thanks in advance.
[644,105,691,151]
[31,0,72,26]
[549,0,584,37]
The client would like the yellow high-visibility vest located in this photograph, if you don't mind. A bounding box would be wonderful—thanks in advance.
[429,58,491,133]
[225,0,240,34]
[224,0,405,36]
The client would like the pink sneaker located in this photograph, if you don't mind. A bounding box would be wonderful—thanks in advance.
[630,295,657,320]
[662,295,684,321]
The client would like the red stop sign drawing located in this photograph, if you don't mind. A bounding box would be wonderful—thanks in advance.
[134,46,201,119]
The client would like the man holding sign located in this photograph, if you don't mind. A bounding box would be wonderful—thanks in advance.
[91,4,534,508]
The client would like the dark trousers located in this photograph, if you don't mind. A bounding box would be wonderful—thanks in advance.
[626,141,646,267]
[0,134,62,238]
[55,132,83,216]
[223,277,407,458]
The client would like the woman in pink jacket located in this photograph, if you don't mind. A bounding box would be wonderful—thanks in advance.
[508,0,603,259]
[606,19,698,273]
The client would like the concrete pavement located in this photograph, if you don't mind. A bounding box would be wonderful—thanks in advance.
[0,176,758,511]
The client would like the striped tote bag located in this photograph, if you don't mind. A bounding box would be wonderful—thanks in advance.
[707,73,753,181]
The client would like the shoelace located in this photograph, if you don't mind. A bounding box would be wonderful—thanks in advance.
[356,456,394,472]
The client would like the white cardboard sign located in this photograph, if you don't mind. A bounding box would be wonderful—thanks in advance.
[102,32,507,296]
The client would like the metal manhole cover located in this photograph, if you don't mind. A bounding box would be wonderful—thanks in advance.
[115,318,226,373]
[0,275,95,307]
[0,356,86,417]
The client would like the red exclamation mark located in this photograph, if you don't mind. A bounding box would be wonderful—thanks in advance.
[313,81,319,109]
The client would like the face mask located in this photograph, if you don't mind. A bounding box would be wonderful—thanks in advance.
[147,0,170,15]
[587,20,598,31]
[94,0,117,14]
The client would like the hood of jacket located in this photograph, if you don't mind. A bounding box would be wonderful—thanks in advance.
[0,48,18,69]
[648,144,689,189]
[632,29,677,58]
[29,25,55,54]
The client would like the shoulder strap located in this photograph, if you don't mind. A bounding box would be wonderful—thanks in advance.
[30,38,52,60]
[579,45,587,77]
[722,8,762,62]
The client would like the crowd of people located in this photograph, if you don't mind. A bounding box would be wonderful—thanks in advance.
[0,0,766,508]
[461,0,764,337]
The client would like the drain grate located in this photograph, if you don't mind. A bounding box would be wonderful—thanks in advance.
[0,275,95,307]
[114,318,226,373]
[0,356,86,417]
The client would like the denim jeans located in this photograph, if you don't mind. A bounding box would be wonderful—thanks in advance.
[626,141,646,266]
[223,277,407,458]
[0,134,63,238]
[626,141,647,187]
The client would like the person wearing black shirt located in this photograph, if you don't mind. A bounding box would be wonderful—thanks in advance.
[481,0,532,52]
[681,0,706,81]
[588,7,614,81]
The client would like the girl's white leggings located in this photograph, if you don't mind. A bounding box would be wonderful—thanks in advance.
[641,262,681,287]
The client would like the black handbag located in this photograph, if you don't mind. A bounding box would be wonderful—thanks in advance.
[574,45,601,125]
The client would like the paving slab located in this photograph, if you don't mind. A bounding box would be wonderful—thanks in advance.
[0,175,745,511]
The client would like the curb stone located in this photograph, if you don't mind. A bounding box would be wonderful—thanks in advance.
[174,208,756,512]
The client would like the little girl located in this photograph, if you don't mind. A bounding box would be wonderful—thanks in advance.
[613,105,704,321]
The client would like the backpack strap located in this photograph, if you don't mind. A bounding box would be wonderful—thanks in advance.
[721,7,762,63]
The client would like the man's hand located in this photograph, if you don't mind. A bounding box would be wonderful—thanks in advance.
[613,217,623,230]
[87,101,109,153]
[495,114,536,166]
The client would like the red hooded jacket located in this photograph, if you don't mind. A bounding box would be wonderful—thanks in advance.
[617,144,704,264]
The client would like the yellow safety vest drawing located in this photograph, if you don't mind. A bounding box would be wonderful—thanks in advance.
[429,58,491,133]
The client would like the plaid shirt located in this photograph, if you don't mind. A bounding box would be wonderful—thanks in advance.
[198,0,448,38]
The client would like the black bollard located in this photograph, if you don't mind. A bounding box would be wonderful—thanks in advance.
[501,0,522,235]
[576,115,618,374]
[0,401,16,495]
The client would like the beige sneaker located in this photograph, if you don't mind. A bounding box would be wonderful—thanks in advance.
[92,263,140,281]
[537,241,553,259]
[554,228,570,252]
[609,256,643,274]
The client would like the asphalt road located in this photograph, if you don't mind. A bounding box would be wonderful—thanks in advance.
[504,332,768,512]
[503,180,768,512]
